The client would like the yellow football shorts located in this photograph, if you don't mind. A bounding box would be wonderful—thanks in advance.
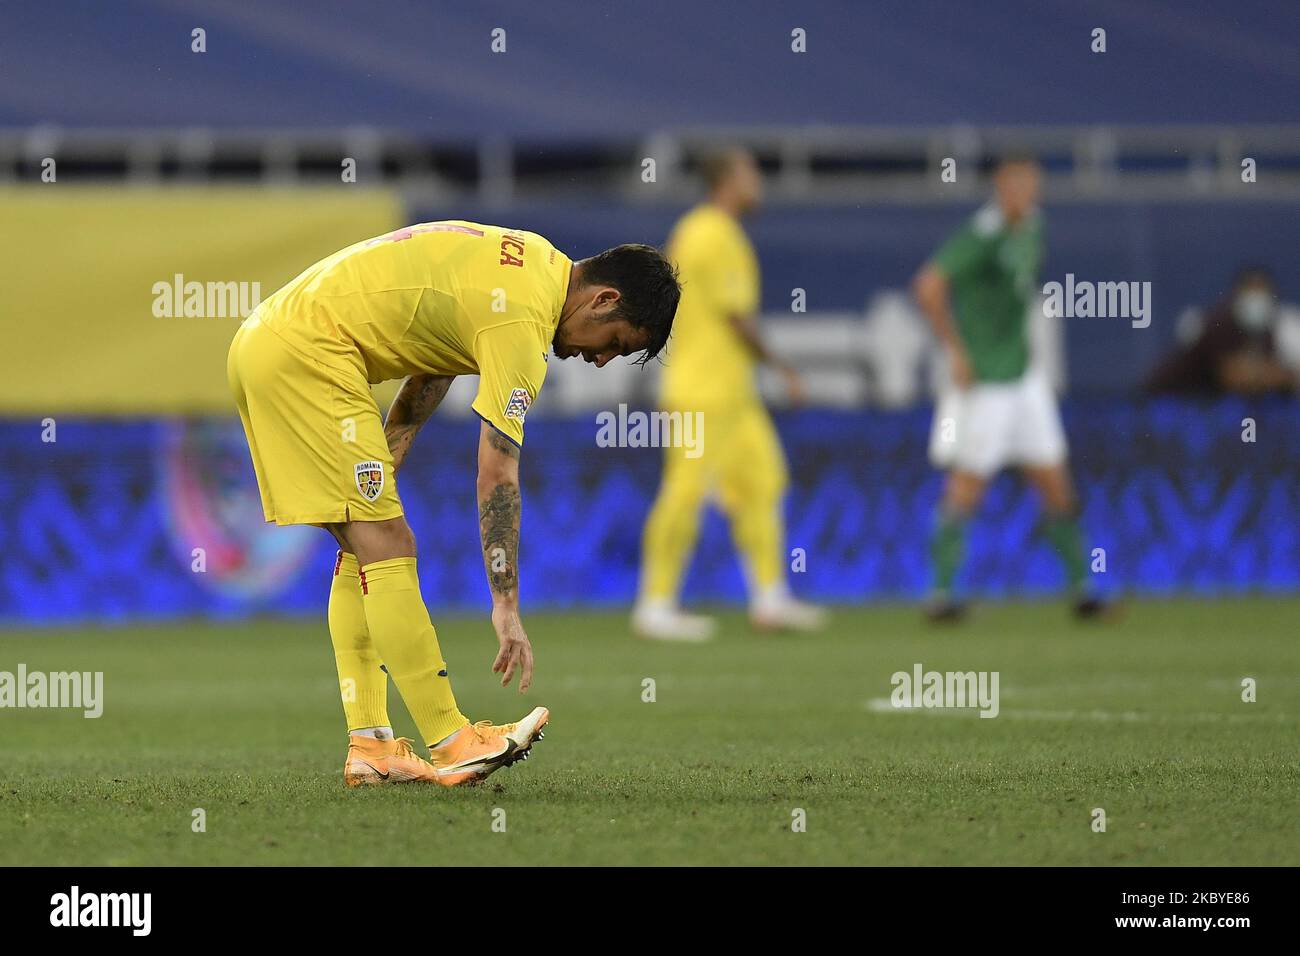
[659,400,789,509]
[226,312,403,526]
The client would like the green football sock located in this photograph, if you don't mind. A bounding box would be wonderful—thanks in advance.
[1043,514,1089,595]
[929,512,968,594]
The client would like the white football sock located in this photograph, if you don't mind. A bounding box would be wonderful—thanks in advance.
[753,582,791,612]
[430,728,460,750]
[634,596,676,616]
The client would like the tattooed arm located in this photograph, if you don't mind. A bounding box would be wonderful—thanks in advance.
[476,419,533,691]
[384,374,456,472]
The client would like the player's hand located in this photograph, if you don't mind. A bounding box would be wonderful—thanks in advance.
[490,605,534,692]
[779,364,808,406]
[948,347,974,390]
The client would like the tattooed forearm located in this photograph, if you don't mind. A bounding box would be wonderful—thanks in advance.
[479,481,521,603]
[384,374,454,469]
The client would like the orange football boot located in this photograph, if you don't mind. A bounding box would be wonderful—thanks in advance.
[343,735,440,787]
[429,707,550,787]
[481,706,549,753]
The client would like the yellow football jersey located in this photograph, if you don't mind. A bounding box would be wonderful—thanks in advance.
[258,220,570,445]
[660,204,760,409]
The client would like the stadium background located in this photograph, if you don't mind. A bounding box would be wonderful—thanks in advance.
[2,0,1298,623]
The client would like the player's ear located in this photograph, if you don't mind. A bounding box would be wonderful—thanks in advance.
[593,286,621,317]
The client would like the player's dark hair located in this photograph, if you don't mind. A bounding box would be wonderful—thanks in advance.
[580,244,680,364]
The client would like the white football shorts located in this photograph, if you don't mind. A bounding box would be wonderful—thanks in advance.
[928,370,1068,478]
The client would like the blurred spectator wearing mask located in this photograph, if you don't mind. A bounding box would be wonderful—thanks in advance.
[1146,266,1300,395]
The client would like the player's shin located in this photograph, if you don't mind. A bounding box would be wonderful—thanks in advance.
[639,475,705,605]
[1042,512,1090,596]
[327,551,390,732]
[930,508,969,595]
[357,557,467,748]
[732,499,785,596]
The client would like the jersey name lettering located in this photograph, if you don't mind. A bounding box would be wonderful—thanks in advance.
[500,232,526,267]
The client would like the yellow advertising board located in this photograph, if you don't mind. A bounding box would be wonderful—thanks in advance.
[0,187,401,414]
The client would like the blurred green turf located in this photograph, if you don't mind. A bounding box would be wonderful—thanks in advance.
[0,597,1296,866]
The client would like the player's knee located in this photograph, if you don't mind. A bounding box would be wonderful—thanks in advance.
[939,502,974,525]
[345,516,417,564]
[943,474,985,515]
[662,462,708,495]
[721,483,784,521]
[1043,495,1079,519]
[390,520,417,556]
[1037,475,1077,515]
[765,462,790,498]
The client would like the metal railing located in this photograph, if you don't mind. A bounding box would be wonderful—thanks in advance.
[2,124,1297,202]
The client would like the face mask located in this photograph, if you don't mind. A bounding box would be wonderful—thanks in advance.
[1234,290,1276,332]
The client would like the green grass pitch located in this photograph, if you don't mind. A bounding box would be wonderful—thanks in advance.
[1,596,1297,866]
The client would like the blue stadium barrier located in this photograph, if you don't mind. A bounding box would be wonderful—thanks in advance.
[1,397,1296,624]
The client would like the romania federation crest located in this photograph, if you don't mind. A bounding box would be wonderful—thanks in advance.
[354,460,385,502]
[504,387,532,422]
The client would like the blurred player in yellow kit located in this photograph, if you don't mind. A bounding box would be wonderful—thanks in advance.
[634,150,826,641]
[227,221,680,784]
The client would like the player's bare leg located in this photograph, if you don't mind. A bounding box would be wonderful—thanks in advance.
[1020,462,1075,514]
[926,469,986,622]
[1020,464,1112,620]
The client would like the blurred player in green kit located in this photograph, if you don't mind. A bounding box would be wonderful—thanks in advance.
[912,154,1108,621]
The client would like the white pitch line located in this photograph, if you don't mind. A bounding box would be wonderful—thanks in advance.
[864,698,1293,724]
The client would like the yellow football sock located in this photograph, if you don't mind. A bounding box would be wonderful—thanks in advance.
[359,557,467,748]
[640,456,708,602]
[327,551,390,732]
[730,501,786,592]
